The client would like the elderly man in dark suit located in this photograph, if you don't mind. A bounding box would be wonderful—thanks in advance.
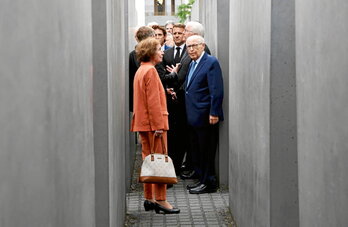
[184,35,224,194]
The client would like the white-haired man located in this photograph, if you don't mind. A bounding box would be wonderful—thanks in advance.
[184,35,224,194]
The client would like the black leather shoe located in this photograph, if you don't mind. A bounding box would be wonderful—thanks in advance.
[154,203,180,214]
[180,170,198,180]
[144,200,156,211]
[189,184,217,194]
[186,181,201,190]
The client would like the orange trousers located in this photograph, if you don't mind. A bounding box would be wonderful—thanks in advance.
[139,131,168,201]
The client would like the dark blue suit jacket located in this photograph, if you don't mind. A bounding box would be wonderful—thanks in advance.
[185,52,224,127]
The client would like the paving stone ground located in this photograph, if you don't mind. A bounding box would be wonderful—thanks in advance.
[125,144,236,227]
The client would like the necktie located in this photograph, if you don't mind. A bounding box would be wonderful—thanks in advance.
[186,61,197,87]
[174,47,181,64]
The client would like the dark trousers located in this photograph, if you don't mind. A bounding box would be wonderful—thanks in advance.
[167,96,188,175]
[188,123,219,186]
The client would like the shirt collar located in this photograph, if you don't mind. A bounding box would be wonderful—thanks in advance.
[175,43,185,49]
[194,51,205,65]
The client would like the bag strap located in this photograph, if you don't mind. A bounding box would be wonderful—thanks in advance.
[150,134,168,155]
[161,136,167,156]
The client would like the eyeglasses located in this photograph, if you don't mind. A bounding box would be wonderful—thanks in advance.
[186,43,203,50]
[184,29,194,33]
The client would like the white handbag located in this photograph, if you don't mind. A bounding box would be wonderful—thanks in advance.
[139,136,178,184]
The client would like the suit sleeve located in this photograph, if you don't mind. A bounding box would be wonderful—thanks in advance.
[144,68,166,130]
[207,59,224,118]
[155,63,166,85]
[129,51,137,112]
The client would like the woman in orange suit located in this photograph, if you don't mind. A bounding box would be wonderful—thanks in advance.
[131,38,180,214]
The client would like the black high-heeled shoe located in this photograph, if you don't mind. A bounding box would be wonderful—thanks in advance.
[143,200,156,211]
[154,203,180,214]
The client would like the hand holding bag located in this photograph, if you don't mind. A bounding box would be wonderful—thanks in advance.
[139,135,178,184]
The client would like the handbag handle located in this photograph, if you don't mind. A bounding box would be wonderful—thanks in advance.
[150,134,168,156]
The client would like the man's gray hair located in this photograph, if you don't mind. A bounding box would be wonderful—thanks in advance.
[186,21,205,37]
[186,35,205,44]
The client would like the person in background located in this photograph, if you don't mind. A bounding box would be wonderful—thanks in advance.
[165,20,175,34]
[184,35,224,194]
[129,26,155,112]
[131,38,180,214]
[159,23,187,176]
[165,32,175,48]
[184,21,211,55]
[151,25,171,51]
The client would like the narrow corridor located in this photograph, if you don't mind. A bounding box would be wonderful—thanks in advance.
[125,145,236,226]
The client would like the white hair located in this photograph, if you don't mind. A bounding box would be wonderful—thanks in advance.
[186,35,205,44]
[185,21,205,37]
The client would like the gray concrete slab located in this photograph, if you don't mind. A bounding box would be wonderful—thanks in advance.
[296,0,348,226]
[0,0,95,226]
[125,146,236,226]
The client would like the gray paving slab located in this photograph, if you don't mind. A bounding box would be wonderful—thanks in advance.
[125,146,236,227]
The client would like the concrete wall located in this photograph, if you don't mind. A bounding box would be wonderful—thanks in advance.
[155,0,230,187]
[107,1,127,225]
[229,0,298,226]
[229,0,348,226]
[270,1,299,226]
[128,0,145,52]
[190,0,200,23]
[127,0,145,192]
[229,1,271,225]
[92,0,127,226]
[198,0,217,55]
[216,0,230,188]
[296,0,348,226]
[0,0,95,226]
[0,0,128,226]
[198,0,230,186]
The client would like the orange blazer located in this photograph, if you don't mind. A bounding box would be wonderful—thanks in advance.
[131,62,169,132]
